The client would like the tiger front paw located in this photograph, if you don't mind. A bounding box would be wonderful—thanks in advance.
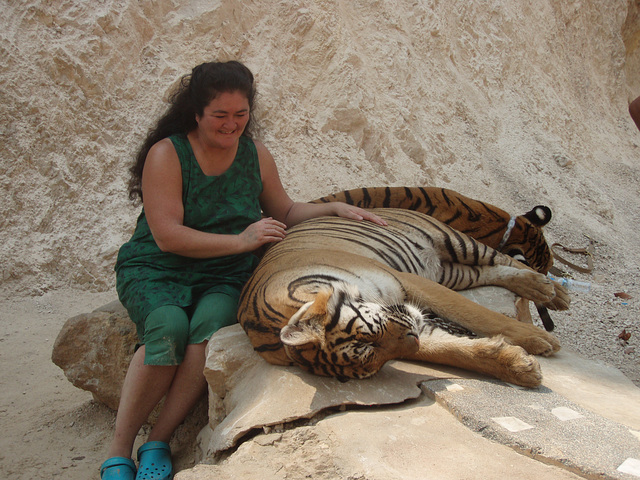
[510,270,557,305]
[504,325,561,356]
[496,345,543,388]
[543,281,571,311]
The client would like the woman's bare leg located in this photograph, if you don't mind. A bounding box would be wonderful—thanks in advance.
[147,342,208,443]
[107,346,177,458]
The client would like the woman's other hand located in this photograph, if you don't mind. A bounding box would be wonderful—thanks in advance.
[239,217,287,251]
[332,203,388,226]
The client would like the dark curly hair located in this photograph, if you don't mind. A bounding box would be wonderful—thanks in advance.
[128,60,256,202]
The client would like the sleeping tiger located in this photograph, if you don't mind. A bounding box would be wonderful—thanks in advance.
[311,186,556,330]
[238,208,569,387]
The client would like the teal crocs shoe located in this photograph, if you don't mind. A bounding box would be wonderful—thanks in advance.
[100,457,136,480]
[136,441,173,480]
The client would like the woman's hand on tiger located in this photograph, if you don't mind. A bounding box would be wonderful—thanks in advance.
[240,217,287,250]
[333,203,388,226]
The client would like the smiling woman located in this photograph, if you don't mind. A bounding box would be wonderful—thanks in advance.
[190,92,251,172]
[101,61,386,480]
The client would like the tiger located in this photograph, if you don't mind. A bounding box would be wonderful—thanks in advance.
[238,208,569,388]
[310,186,556,330]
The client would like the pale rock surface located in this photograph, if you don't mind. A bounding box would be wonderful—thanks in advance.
[3,0,639,388]
[538,348,640,429]
[3,1,640,479]
[3,0,640,299]
[177,401,586,480]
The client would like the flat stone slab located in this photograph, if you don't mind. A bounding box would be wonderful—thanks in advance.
[538,350,640,430]
[201,324,461,457]
[198,324,640,479]
[179,395,586,480]
[421,378,640,479]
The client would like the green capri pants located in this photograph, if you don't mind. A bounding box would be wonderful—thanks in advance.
[139,290,240,366]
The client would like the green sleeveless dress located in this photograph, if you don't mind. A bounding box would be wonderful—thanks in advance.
[115,134,263,327]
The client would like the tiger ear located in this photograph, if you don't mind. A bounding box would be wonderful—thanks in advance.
[280,289,334,347]
[280,322,322,347]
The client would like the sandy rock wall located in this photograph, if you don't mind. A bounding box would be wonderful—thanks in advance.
[624,0,640,94]
[2,0,639,295]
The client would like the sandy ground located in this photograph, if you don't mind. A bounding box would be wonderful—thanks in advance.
[0,289,117,480]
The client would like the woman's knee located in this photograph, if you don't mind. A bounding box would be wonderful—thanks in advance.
[189,292,240,342]
[143,305,190,365]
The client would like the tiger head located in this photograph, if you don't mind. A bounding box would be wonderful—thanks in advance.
[279,284,424,381]
[506,205,554,273]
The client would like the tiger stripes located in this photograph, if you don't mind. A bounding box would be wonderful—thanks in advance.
[279,210,505,290]
[310,186,553,274]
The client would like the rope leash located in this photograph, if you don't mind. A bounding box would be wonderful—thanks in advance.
[549,237,595,275]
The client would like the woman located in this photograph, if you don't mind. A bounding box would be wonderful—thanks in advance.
[100,61,385,480]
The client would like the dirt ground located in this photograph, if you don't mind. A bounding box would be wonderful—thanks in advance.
[1,288,119,480]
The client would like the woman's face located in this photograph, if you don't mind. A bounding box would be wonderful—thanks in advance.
[195,90,250,149]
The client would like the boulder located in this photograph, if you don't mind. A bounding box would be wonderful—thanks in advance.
[51,299,209,442]
[51,300,136,410]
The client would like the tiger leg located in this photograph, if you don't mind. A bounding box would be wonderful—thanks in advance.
[428,233,570,311]
[438,263,570,311]
[403,329,542,387]
[393,271,561,355]
[515,297,534,324]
